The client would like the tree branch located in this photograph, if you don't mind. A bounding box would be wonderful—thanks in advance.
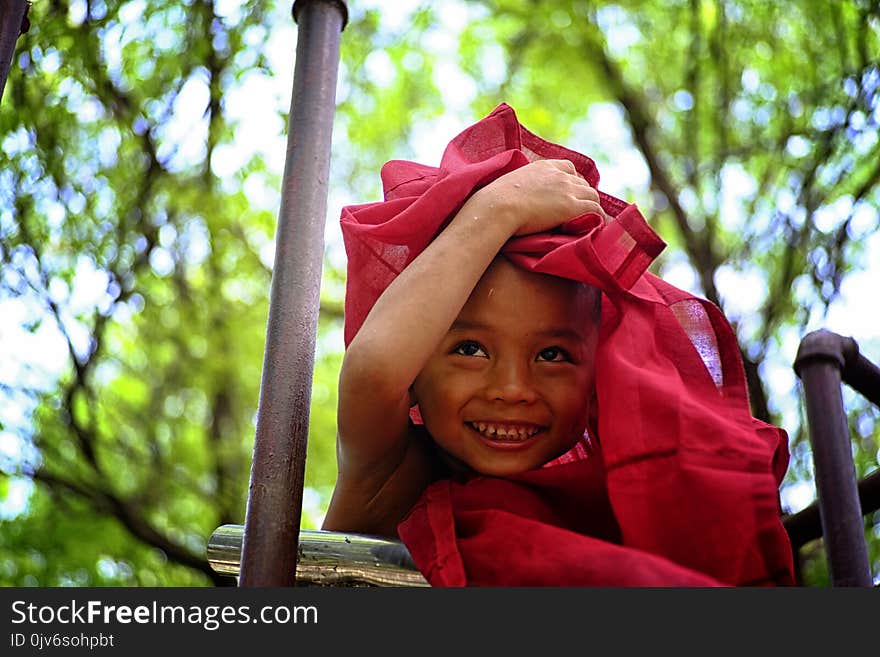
[32,468,232,585]
[582,22,722,306]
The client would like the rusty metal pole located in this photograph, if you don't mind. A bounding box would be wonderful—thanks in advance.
[239,0,347,587]
[793,329,872,586]
[0,0,30,105]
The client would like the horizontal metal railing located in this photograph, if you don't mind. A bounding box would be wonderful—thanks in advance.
[783,469,880,550]
[208,524,429,587]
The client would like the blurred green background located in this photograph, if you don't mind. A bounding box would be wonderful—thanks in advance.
[1,0,878,586]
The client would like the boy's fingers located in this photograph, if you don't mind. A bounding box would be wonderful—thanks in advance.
[562,161,588,183]
[550,159,579,175]
[578,199,608,221]
[569,177,600,202]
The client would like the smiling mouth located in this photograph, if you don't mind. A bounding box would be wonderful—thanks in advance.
[467,421,544,442]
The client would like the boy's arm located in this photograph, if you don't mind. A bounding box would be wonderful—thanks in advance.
[323,159,605,535]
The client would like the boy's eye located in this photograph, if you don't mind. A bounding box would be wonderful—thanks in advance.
[453,340,488,358]
[537,346,570,362]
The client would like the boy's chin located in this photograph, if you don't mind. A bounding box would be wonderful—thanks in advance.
[434,444,527,478]
[432,439,578,478]
[435,447,476,477]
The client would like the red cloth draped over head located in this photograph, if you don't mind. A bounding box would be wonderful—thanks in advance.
[340,103,796,586]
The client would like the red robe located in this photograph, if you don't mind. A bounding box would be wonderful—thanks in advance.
[340,103,796,586]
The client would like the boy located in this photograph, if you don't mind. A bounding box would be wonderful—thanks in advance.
[323,104,796,586]
[323,157,605,536]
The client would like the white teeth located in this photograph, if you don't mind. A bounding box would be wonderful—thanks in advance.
[469,422,541,441]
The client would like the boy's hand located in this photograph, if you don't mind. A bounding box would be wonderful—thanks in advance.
[473,159,608,236]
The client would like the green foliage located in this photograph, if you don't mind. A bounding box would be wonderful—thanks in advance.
[1,485,209,586]
[1,0,878,587]
[1,0,282,586]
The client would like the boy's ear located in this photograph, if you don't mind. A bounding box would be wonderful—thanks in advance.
[408,387,425,425]
[587,387,600,438]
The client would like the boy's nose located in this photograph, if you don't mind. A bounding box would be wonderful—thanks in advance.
[484,361,538,404]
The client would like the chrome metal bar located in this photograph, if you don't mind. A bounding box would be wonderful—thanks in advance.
[793,329,873,586]
[211,525,429,587]
[239,0,348,587]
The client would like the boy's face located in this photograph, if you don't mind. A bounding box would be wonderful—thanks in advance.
[412,257,599,476]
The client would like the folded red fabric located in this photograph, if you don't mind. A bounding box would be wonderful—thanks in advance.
[340,103,796,586]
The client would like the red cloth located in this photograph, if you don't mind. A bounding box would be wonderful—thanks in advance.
[340,103,796,586]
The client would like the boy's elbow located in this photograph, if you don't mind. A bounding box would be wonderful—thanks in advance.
[340,341,412,401]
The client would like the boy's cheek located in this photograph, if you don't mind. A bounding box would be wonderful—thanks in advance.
[559,388,593,430]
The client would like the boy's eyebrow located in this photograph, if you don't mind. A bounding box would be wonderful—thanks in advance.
[450,320,586,342]
[449,319,487,332]
[533,327,587,342]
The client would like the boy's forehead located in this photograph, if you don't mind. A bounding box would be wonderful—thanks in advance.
[478,257,568,290]
[450,315,588,345]
[460,262,597,332]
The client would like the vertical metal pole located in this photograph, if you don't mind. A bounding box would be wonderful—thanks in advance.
[0,0,30,105]
[239,0,347,587]
[794,330,872,586]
